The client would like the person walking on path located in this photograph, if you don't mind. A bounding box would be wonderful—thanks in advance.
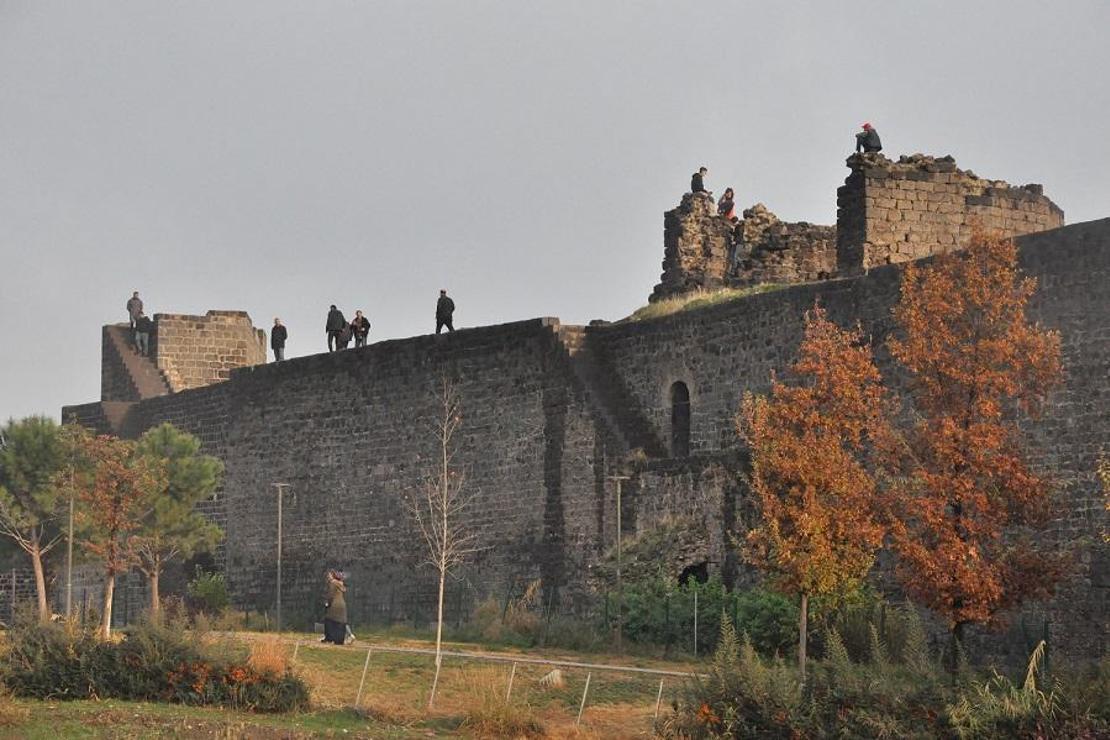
[325,305,346,352]
[350,310,371,348]
[126,292,143,331]
[133,312,154,357]
[691,166,710,195]
[436,290,455,334]
[322,570,348,646]
[271,318,287,362]
[855,122,882,153]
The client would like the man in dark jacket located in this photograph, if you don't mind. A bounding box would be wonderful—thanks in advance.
[126,291,143,330]
[134,312,154,357]
[691,166,709,195]
[325,305,346,352]
[271,317,288,361]
[436,290,455,334]
[855,123,882,153]
[350,310,371,348]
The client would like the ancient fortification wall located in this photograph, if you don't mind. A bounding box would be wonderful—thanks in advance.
[653,154,1064,300]
[600,219,1109,663]
[67,320,623,627]
[837,153,1064,273]
[152,311,267,392]
[60,160,1104,662]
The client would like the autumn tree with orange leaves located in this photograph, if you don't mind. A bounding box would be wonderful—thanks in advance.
[739,306,891,678]
[70,428,163,639]
[886,230,1064,658]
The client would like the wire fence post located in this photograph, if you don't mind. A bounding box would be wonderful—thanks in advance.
[576,672,592,727]
[291,640,300,667]
[506,662,517,701]
[654,678,665,721]
[693,587,699,657]
[355,648,373,707]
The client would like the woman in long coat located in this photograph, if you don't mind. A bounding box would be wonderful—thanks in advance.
[323,570,348,645]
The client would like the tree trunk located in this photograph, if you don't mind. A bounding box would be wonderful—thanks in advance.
[30,541,50,622]
[100,574,116,640]
[149,568,160,618]
[428,556,446,708]
[799,593,809,680]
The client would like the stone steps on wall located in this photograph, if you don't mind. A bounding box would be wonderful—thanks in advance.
[105,324,172,399]
[555,325,668,458]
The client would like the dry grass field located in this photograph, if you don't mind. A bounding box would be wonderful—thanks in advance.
[1,630,699,738]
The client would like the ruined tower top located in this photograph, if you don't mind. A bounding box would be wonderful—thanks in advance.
[651,153,1065,302]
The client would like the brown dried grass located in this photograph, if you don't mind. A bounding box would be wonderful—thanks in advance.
[246,635,289,676]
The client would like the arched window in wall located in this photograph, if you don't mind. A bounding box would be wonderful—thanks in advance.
[670,381,691,458]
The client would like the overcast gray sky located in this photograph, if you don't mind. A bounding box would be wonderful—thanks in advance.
[2,1,1108,422]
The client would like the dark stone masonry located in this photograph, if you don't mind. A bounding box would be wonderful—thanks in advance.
[62,157,1107,662]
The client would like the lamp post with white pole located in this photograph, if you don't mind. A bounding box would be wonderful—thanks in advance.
[607,474,631,653]
[273,483,293,632]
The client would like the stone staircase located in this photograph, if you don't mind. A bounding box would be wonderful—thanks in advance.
[104,324,172,399]
[555,325,668,458]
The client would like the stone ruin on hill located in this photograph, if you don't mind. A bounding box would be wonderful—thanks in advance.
[650,152,1065,302]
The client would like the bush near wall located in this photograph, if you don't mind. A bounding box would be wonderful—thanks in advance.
[2,619,308,712]
[661,616,1110,739]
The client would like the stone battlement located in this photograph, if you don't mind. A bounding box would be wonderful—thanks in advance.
[836,152,1064,273]
[652,153,1066,301]
[151,311,266,392]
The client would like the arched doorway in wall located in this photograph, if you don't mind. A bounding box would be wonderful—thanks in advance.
[670,381,691,457]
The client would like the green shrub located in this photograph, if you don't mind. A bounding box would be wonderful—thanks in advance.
[2,619,308,712]
[187,567,230,615]
[610,576,797,657]
[661,617,808,738]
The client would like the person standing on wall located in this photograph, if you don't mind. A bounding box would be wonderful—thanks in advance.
[718,187,738,223]
[133,312,154,357]
[691,166,710,195]
[126,291,143,332]
[271,317,287,362]
[350,310,371,348]
[855,122,882,153]
[322,570,348,646]
[325,304,346,352]
[436,289,455,334]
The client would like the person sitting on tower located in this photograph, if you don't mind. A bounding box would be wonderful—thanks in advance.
[855,122,882,154]
[691,166,711,196]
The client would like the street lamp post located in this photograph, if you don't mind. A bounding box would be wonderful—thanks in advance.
[607,475,631,652]
[273,483,292,632]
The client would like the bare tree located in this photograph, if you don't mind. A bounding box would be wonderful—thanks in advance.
[405,377,479,708]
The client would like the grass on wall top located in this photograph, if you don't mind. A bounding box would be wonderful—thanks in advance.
[623,284,786,323]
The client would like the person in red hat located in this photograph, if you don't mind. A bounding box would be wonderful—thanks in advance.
[856,122,882,153]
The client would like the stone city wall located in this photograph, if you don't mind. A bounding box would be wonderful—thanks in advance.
[152,311,266,392]
[731,204,837,287]
[837,153,1064,273]
[83,319,622,627]
[592,218,1109,663]
[60,220,1108,661]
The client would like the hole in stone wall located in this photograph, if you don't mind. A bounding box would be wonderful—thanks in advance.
[670,381,691,457]
[679,561,708,586]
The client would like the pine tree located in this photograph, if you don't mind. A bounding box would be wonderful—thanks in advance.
[0,416,67,621]
[133,423,224,615]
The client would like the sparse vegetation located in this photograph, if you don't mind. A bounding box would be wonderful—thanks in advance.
[624,284,786,323]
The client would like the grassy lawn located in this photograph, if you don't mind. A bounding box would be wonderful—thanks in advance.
[3,631,699,738]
